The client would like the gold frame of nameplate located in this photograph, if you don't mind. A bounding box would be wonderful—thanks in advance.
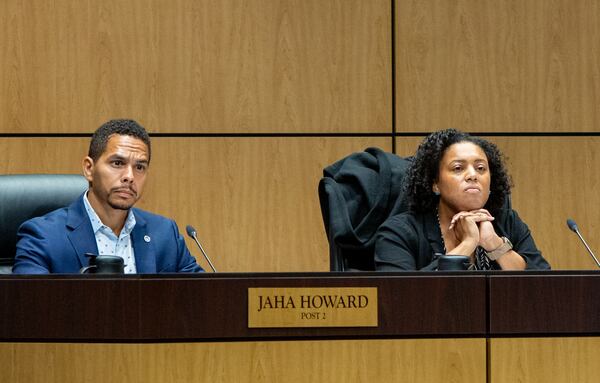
[248,287,378,328]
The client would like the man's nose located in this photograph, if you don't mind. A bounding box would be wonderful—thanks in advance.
[121,165,134,183]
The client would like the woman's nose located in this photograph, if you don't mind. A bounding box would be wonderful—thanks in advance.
[465,166,477,180]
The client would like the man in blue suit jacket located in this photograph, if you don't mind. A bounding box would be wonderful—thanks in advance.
[13,119,202,274]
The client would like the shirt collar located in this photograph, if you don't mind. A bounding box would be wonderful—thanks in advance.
[83,191,136,236]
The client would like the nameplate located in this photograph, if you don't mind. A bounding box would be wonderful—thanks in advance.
[248,287,378,328]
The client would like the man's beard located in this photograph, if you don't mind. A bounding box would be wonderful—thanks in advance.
[107,191,137,210]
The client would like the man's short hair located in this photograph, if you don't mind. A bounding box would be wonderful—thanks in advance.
[88,119,152,162]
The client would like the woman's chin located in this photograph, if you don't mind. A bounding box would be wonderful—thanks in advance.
[455,200,487,212]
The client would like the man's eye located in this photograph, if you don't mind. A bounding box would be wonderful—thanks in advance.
[113,160,123,166]
[136,164,146,171]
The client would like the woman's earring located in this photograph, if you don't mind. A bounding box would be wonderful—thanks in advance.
[433,190,440,196]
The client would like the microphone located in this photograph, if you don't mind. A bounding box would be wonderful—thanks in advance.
[186,225,217,272]
[566,218,600,268]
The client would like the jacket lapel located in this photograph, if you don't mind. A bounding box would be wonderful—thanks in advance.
[131,210,156,273]
[66,195,99,268]
[424,210,445,256]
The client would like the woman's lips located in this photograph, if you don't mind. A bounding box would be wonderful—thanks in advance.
[464,187,481,193]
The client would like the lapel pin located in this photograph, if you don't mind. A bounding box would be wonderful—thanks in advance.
[144,235,151,243]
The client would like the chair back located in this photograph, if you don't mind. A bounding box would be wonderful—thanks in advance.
[0,174,88,273]
[319,148,412,271]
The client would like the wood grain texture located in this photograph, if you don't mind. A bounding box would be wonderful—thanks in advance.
[490,337,600,383]
[0,339,485,383]
[397,136,600,270]
[0,275,486,340]
[0,136,391,272]
[0,138,86,174]
[395,0,600,133]
[3,135,597,271]
[140,137,392,272]
[491,137,600,270]
[0,0,391,133]
[488,274,600,335]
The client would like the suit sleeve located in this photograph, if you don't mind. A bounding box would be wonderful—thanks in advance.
[13,219,52,274]
[172,221,204,272]
[374,214,437,271]
[502,209,551,270]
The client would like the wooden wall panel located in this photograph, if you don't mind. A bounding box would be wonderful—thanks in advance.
[0,339,486,383]
[490,337,600,383]
[3,135,596,271]
[0,0,391,133]
[0,138,85,174]
[395,0,600,133]
[142,137,392,271]
[492,137,600,270]
[0,136,391,272]
[397,136,600,270]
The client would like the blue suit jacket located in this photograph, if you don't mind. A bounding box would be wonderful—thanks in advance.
[13,194,203,274]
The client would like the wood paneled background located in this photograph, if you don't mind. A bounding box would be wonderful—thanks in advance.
[0,0,391,133]
[0,339,486,383]
[490,337,600,382]
[396,0,600,133]
[2,0,599,271]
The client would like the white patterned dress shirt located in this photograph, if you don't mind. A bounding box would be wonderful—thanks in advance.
[83,192,137,273]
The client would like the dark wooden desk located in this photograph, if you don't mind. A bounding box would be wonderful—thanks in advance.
[0,272,486,341]
[3,271,600,382]
[485,271,600,382]
[4,271,600,341]
[488,271,600,336]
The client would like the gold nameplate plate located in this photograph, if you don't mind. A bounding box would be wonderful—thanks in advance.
[248,287,378,328]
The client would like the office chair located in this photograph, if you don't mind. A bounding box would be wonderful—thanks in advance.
[319,148,413,271]
[0,174,88,274]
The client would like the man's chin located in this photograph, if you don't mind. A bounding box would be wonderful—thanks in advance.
[108,198,136,211]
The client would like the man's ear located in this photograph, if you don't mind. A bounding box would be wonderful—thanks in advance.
[82,156,94,183]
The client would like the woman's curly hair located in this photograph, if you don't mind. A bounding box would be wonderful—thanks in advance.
[405,128,513,214]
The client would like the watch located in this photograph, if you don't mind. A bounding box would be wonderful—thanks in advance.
[485,237,513,261]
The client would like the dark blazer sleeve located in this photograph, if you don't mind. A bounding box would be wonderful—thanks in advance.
[496,209,551,270]
[13,217,54,274]
[171,220,203,273]
[374,213,438,271]
[140,212,204,273]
